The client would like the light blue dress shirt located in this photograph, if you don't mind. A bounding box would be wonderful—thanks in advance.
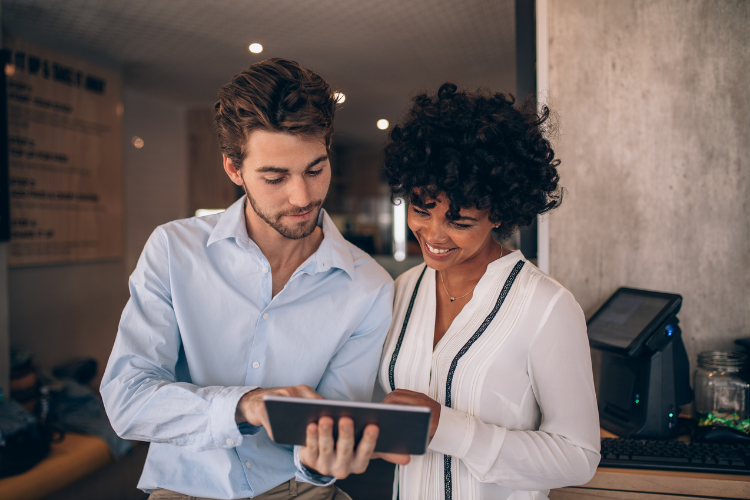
[101,196,394,499]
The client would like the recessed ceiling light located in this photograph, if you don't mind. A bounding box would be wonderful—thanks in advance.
[377,119,389,130]
[249,43,263,54]
[334,92,346,104]
[132,136,144,149]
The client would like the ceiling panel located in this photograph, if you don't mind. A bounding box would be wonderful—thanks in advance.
[3,0,517,145]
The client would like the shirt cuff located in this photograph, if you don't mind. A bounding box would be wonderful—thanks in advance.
[237,422,264,435]
[209,386,257,449]
[427,405,475,459]
[293,445,336,486]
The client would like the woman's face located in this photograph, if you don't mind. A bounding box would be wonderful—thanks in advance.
[408,193,498,272]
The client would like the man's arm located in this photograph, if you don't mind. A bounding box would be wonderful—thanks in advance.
[100,228,254,452]
[296,278,408,480]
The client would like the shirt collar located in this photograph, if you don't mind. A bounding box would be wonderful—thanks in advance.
[206,196,252,249]
[207,196,355,279]
[315,209,355,279]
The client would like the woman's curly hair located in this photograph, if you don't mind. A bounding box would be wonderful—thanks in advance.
[384,83,562,240]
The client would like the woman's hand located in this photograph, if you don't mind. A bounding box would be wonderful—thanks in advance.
[382,389,441,439]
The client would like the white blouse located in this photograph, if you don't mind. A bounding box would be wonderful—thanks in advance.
[378,251,600,500]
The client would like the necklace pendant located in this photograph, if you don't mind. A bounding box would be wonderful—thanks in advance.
[450,298,455,302]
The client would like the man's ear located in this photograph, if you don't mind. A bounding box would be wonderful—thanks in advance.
[223,155,244,186]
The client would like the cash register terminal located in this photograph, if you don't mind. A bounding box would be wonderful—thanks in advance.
[588,287,691,439]
[589,287,750,474]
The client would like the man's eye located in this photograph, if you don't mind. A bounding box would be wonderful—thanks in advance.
[265,177,284,185]
[306,169,323,177]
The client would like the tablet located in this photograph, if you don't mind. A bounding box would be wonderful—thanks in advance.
[263,396,431,455]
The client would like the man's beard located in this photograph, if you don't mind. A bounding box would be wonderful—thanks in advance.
[245,189,324,240]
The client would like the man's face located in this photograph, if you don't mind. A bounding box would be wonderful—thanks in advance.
[228,129,330,240]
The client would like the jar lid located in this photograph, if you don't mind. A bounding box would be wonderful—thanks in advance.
[698,351,747,371]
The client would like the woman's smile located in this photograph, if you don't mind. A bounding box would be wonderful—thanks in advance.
[424,242,457,258]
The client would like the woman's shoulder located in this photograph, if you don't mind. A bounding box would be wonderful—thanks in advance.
[394,263,429,293]
[517,256,579,308]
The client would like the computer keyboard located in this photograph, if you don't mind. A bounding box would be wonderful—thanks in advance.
[600,437,750,474]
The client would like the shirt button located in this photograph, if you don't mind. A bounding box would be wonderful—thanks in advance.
[225,438,234,446]
[252,361,260,369]
[262,267,269,273]
[262,313,269,320]
[245,460,252,468]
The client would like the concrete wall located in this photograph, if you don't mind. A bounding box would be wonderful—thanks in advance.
[547,0,750,374]
[8,86,188,380]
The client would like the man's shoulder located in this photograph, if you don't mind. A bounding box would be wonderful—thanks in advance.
[154,214,220,247]
[341,240,393,289]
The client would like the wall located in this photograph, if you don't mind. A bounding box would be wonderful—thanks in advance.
[187,108,238,215]
[0,0,9,397]
[547,0,750,374]
[8,86,188,378]
[123,89,188,272]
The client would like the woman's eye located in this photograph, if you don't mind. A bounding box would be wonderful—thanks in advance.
[412,207,429,217]
[451,222,471,229]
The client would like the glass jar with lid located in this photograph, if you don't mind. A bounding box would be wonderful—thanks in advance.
[694,351,750,433]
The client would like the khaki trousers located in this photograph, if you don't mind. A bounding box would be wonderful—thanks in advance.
[148,478,352,500]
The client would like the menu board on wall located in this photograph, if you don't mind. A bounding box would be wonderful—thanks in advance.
[4,37,122,266]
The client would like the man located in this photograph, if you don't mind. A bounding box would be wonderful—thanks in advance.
[101,58,398,500]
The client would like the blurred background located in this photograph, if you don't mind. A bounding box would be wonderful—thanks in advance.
[1,0,540,392]
[0,0,748,499]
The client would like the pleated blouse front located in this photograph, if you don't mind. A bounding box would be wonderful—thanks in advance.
[378,251,601,500]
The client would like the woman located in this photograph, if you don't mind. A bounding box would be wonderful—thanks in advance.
[378,83,600,500]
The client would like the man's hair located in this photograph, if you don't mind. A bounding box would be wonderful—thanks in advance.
[384,82,562,240]
[214,58,337,168]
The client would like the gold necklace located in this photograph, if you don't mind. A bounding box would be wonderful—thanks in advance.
[439,270,474,302]
[439,246,507,303]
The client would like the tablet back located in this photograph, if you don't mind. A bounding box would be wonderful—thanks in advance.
[264,396,431,455]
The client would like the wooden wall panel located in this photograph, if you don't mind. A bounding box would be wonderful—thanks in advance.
[5,37,122,266]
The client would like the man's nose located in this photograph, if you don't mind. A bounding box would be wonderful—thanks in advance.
[287,175,312,207]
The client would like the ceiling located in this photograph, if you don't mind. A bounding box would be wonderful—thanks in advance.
[2,0,517,146]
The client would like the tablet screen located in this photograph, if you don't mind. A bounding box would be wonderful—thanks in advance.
[588,292,671,349]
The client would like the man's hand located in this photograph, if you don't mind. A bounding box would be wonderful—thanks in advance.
[236,385,322,439]
[237,386,411,479]
[382,389,441,439]
[299,416,379,479]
